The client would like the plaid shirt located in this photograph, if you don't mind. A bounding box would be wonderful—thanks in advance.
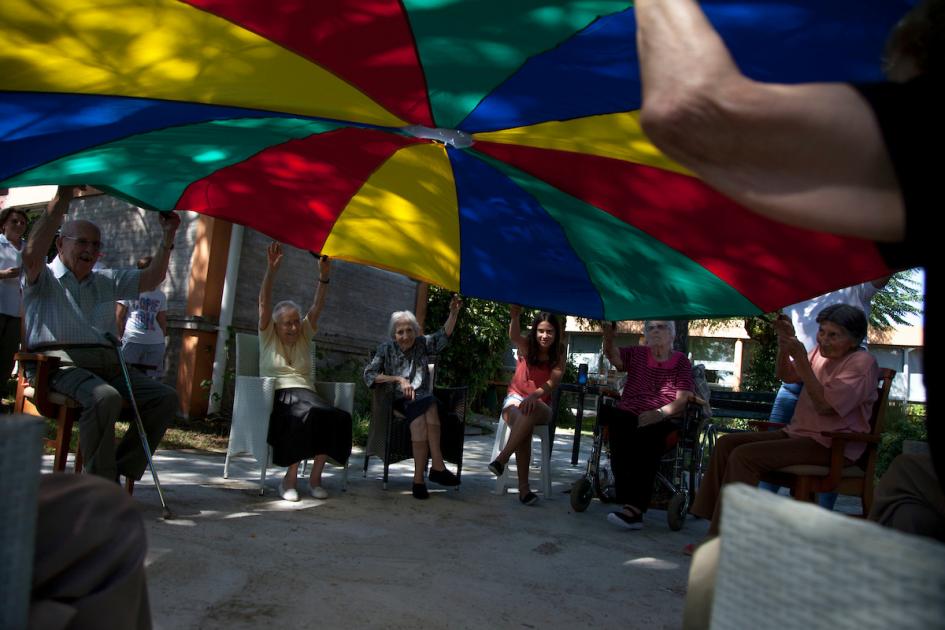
[363,329,448,400]
[23,263,140,351]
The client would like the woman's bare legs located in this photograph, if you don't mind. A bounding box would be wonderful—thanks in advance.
[497,402,551,493]
[309,454,328,488]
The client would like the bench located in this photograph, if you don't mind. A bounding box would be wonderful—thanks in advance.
[709,389,777,423]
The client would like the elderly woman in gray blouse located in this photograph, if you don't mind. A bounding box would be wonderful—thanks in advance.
[363,295,462,499]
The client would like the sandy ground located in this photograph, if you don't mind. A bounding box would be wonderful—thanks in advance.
[50,424,710,629]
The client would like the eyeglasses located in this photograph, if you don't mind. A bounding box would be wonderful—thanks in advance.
[62,236,103,251]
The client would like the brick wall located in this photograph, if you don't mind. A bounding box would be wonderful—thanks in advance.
[42,194,418,415]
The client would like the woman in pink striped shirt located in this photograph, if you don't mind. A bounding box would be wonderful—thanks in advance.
[601,320,694,530]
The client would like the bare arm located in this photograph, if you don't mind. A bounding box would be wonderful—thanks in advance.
[602,322,623,370]
[157,310,168,337]
[0,267,20,280]
[786,346,832,414]
[304,256,331,329]
[518,355,566,416]
[773,315,801,383]
[116,302,128,340]
[638,388,694,427]
[138,212,181,292]
[635,0,905,241]
[258,242,282,331]
[23,185,74,284]
[443,294,462,337]
[508,304,528,355]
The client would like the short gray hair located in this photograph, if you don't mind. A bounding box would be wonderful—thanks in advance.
[644,319,676,338]
[272,300,301,323]
[388,310,420,338]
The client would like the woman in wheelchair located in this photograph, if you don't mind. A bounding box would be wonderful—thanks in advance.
[362,295,463,499]
[690,304,878,537]
[488,306,565,506]
[600,320,694,530]
[259,242,352,502]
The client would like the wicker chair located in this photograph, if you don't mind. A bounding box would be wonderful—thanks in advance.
[363,361,467,489]
[689,483,945,629]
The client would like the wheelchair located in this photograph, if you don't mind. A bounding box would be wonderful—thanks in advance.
[570,392,708,531]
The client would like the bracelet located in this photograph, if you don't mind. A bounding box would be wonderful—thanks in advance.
[319,278,329,284]
[656,407,665,418]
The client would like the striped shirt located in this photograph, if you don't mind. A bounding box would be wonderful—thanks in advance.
[616,345,693,415]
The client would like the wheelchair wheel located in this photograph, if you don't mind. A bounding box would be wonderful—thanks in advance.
[570,478,593,512]
[667,491,689,531]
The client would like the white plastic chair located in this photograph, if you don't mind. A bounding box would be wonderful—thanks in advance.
[490,415,553,497]
[223,332,355,495]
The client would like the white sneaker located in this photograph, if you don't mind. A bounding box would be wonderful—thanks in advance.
[278,479,299,502]
[310,485,328,499]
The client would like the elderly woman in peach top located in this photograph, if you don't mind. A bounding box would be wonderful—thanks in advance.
[691,304,879,537]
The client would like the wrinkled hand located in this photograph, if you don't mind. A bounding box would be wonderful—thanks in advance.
[399,377,415,401]
[449,294,463,315]
[780,335,807,361]
[159,211,181,239]
[773,314,796,339]
[267,242,283,270]
[318,255,331,278]
[637,409,664,427]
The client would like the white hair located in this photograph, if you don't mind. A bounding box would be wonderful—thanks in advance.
[272,300,301,323]
[644,319,676,338]
[388,310,420,338]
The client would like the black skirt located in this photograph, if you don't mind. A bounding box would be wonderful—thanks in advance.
[267,388,353,467]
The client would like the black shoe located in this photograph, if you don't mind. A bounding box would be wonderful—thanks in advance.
[488,459,504,477]
[519,491,539,506]
[429,467,460,487]
[412,483,429,500]
[607,510,643,530]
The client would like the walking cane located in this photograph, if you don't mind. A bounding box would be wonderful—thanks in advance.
[104,332,174,519]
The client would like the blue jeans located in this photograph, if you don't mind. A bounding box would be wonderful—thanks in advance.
[759,381,838,510]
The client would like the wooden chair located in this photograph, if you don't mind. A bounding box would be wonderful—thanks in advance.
[759,367,896,515]
[13,351,135,493]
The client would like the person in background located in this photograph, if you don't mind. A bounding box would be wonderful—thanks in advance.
[762,277,890,508]
[488,306,565,506]
[258,242,352,501]
[21,186,179,482]
[600,319,694,530]
[116,256,168,378]
[0,207,27,382]
[690,305,878,539]
[363,296,463,500]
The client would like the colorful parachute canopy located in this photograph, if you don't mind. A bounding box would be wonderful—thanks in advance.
[0,0,915,319]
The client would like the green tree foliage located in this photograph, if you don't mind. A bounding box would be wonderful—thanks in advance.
[425,286,511,406]
[741,313,781,392]
[871,270,922,330]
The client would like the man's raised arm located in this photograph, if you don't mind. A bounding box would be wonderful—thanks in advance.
[22,185,74,284]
